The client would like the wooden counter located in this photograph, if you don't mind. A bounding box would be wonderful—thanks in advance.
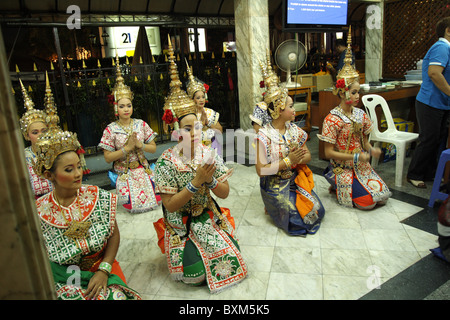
[317,84,421,159]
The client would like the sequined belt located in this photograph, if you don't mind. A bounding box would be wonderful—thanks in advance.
[331,147,362,175]
[339,147,361,155]
[189,203,209,217]
[117,160,141,170]
[78,250,104,271]
[277,169,294,180]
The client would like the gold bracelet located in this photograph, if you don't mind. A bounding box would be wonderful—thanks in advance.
[283,157,292,168]
[97,269,110,276]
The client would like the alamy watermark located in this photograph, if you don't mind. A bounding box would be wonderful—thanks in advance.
[66,265,81,288]
[366,265,381,290]
[66,5,81,29]
[366,5,381,30]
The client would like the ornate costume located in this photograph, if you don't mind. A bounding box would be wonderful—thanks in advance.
[317,27,390,208]
[33,100,141,300]
[318,107,390,207]
[99,119,159,213]
[250,53,281,127]
[18,78,54,198]
[36,185,141,300]
[255,55,325,235]
[185,60,222,155]
[155,36,247,293]
[25,146,53,198]
[250,101,272,128]
[98,54,160,213]
[257,123,325,235]
[153,145,247,293]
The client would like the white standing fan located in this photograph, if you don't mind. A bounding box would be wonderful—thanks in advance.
[274,39,307,88]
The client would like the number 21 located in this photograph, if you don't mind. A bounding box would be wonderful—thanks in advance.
[122,33,132,43]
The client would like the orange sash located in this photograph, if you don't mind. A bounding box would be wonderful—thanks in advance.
[294,164,315,219]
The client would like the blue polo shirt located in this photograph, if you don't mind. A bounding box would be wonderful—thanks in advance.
[416,38,450,110]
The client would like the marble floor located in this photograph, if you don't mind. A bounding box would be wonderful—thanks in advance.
[106,129,450,301]
[114,164,438,300]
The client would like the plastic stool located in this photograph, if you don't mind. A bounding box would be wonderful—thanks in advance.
[428,149,450,207]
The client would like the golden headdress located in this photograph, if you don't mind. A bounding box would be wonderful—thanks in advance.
[162,35,196,133]
[260,52,289,120]
[112,52,134,103]
[264,49,280,88]
[33,72,88,177]
[333,26,359,98]
[185,59,206,99]
[18,79,47,139]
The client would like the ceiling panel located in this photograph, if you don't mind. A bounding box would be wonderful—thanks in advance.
[197,0,222,16]
[219,0,235,15]
[173,0,197,15]
[220,0,234,16]
[89,0,120,13]
[0,2,21,11]
[147,0,174,14]
[120,0,150,13]
[23,0,60,12]
[1,0,285,16]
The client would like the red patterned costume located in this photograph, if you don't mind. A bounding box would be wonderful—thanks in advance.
[318,26,390,209]
[318,107,390,208]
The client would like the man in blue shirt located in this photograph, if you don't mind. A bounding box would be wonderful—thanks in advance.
[407,17,450,188]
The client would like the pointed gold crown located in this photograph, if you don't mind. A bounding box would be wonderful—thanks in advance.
[43,71,60,129]
[265,49,280,87]
[185,59,206,99]
[112,52,134,102]
[162,35,196,133]
[333,26,359,95]
[260,51,288,120]
[33,73,83,177]
[18,79,47,138]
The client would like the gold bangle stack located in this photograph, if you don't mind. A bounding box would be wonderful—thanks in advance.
[283,157,292,169]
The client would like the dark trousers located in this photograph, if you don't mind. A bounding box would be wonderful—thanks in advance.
[407,100,450,181]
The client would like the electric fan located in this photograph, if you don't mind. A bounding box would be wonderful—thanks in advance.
[274,39,307,88]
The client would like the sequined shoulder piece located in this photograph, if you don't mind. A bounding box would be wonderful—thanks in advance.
[36,185,99,228]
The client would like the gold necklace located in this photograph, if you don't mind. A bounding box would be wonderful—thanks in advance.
[53,190,91,241]
[338,105,353,118]
[117,118,134,135]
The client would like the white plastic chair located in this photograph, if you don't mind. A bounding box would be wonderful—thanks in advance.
[362,94,419,187]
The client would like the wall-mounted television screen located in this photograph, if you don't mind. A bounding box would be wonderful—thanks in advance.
[283,0,349,32]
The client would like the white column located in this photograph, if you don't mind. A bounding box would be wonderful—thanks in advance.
[234,0,270,130]
[365,1,384,82]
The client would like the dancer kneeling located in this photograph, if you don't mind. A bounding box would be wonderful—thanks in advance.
[153,36,247,293]
[33,101,141,300]
[318,28,390,209]
[255,59,325,236]
[99,54,160,213]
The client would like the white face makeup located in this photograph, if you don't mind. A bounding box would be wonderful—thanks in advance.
[193,91,206,108]
[178,114,202,158]
[45,151,82,192]
[26,121,48,145]
[117,98,133,120]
